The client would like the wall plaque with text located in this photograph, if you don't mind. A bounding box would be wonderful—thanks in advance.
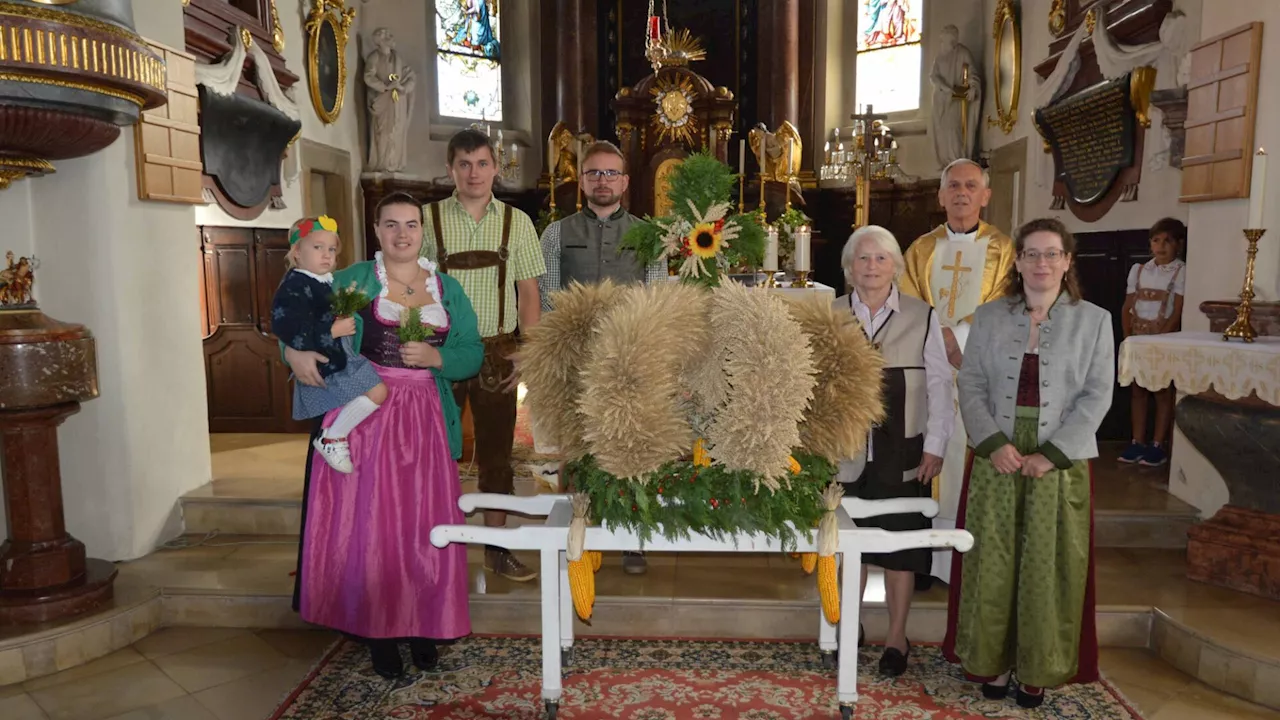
[1034,74,1137,207]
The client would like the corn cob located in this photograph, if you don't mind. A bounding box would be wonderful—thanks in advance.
[587,550,603,572]
[788,552,800,559]
[801,552,818,574]
[818,555,840,624]
[568,557,595,621]
[693,438,711,467]
[787,455,802,474]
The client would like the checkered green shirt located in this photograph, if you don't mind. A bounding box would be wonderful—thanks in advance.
[422,193,544,338]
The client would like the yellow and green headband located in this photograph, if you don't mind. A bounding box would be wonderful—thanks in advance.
[290,215,338,245]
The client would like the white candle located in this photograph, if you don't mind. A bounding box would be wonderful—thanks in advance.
[794,226,811,272]
[739,139,746,175]
[1249,148,1267,229]
[764,225,779,271]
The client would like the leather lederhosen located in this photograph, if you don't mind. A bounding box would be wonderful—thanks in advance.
[431,202,515,392]
[1130,262,1183,335]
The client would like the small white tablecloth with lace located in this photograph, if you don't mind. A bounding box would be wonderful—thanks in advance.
[1117,331,1280,405]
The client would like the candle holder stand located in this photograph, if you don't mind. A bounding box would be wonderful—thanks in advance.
[1224,228,1266,343]
[790,270,811,288]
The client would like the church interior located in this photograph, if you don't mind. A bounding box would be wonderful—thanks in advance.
[1,0,1280,718]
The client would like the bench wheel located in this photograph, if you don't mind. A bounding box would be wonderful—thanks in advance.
[840,704,853,719]
[562,647,574,666]
[545,700,558,719]
[821,650,837,670]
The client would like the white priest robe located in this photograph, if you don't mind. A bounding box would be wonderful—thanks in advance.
[900,220,1015,581]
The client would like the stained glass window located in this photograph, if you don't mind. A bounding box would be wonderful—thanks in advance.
[855,0,923,115]
[435,0,502,121]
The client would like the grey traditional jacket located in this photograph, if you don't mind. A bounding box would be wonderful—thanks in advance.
[958,293,1115,468]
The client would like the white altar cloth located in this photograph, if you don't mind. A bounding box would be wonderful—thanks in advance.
[1118,331,1280,404]
[431,493,973,718]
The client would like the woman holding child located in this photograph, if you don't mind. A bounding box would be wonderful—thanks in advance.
[284,192,483,678]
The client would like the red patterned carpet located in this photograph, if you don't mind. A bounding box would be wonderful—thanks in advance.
[271,637,1142,719]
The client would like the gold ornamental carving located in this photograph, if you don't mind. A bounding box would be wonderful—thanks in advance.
[1085,8,1098,35]
[649,73,699,146]
[269,0,285,54]
[1130,65,1156,129]
[305,0,356,125]
[988,0,1021,135]
[1048,0,1066,36]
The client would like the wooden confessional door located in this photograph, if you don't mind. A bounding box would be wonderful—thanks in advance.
[200,226,311,433]
[1072,229,1157,442]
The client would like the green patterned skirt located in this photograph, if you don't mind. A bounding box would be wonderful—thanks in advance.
[951,407,1092,688]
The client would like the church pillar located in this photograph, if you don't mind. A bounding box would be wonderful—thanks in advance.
[767,0,800,128]
[553,0,598,135]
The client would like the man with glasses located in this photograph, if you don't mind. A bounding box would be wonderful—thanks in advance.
[900,158,1016,588]
[536,140,665,575]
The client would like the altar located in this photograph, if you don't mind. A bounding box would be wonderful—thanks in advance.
[1119,331,1280,600]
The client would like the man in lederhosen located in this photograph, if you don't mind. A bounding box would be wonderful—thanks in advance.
[423,128,545,582]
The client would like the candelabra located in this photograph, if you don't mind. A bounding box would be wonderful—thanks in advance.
[1223,228,1266,343]
[819,105,916,228]
[469,121,520,185]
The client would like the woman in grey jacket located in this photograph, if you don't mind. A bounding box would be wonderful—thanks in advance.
[943,217,1113,708]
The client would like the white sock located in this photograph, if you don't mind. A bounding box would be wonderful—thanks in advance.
[324,396,379,440]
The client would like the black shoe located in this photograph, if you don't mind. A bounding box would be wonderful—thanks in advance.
[981,680,1011,699]
[409,638,439,671]
[1016,684,1045,708]
[369,640,403,679]
[878,640,910,677]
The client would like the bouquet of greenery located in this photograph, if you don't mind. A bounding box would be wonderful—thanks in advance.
[774,207,811,269]
[621,151,767,287]
[396,306,437,344]
[535,206,560,236]
[329,282,372,318]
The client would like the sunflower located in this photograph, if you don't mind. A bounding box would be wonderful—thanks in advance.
[687,220,724,259]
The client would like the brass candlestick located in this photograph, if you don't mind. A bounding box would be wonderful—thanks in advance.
[790,270,810,288]
[1223,228,1266,343]
[738,174,745,214]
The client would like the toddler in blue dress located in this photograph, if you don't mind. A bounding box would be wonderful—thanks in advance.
[271,216,387,473]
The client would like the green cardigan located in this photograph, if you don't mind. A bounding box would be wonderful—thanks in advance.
[330,261,483,459]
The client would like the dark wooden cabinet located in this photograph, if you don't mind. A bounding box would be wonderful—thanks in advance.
[200,226,310,433]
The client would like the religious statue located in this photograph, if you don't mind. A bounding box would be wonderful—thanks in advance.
[548,123,582,183]
[364,28,416,174]
[0,251,38,307]
[748,121,802,185]
[929,25,981,169]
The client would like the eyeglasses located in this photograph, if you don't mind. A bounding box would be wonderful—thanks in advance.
[1018,249,1066,262]
[583,169,624,183]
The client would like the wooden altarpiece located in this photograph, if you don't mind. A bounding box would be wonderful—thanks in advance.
[612,61,737,218]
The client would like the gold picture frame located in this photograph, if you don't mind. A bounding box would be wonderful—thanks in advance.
[989,0,1021,135]
[305,0,356,125]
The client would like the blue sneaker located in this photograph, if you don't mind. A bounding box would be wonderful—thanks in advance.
[1139,444,1169,467]
[1118,442,1147,464]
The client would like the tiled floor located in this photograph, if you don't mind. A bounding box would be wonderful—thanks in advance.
[3,629,1275,720]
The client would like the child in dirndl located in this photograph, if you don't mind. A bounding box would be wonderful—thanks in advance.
[1119,217,1186,467]
[271,216,388,474]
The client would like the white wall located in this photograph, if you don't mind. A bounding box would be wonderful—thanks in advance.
[356,0,542,187]
[1171,0,1279,516]
[193,0,366,232]
[976,0,1202,236]
[0,0,209,560]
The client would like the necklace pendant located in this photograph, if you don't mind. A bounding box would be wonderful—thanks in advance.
[405,287,415,296]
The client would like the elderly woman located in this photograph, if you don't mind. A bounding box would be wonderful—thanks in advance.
[835,225,954,677]
[284,191,483,678]
[943,217,1112,708]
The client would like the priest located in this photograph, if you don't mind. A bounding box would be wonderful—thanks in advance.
[900,158,1015,584]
